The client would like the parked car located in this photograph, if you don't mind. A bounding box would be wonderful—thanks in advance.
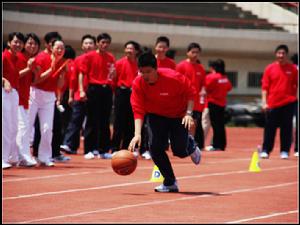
[225,99,265,127]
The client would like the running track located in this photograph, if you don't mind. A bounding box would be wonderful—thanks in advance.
[2,127,298,223]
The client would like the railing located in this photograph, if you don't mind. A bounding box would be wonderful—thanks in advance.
[4,2,284,30]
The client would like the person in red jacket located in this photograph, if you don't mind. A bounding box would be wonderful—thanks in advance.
[205,59,232,151]
[60,34,96,155]
[2,32,25,169]
[128,52,201,193]
[78,33,116,159]
[260,45,298,159]
[29,38,67,166]
[111,41,141,154]
[16,33,40,167]
[155,36,176,70]
[176,43,206,150]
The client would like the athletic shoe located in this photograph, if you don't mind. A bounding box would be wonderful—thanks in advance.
[92,150,100,156]
[2,161,12,169]
[60,144,71,152]
[18,158,37,167]
[260,151,269,159]
[99,153,112,159]
[205,146,221,151]
[155,182,179,193]
[60,145,77,154]
[142,151,151,160]
[205,145,214,151]
[53,155,71,162]
[294,152,299,157]
[84,152,95,159]
[190,146,201,165]
[280,151,289,159]
[39,160,55,167]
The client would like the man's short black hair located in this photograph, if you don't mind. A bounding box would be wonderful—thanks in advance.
[97,33,111,43]
[155,36,170,47]
[187,42,202,52]
[44,32,62,44]
[138,52,157,69]
[275,44,289,54]
[209,59,225,74]
[81,34,96,44]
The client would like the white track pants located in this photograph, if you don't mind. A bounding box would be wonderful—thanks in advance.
[2,88,19,163]
[16,106,33,160]
[202,107,211,143]
[28,87,55,162]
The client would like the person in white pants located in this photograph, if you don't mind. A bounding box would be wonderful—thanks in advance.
[2,32,25,169]
[16,33,41,167]
[202,106,211,147]
[29,37,66,166]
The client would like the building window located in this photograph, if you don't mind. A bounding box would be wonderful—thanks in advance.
[248,72,263,88]
[226,71,238,88]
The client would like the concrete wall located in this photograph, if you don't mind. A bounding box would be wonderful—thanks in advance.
[3,10,298,101]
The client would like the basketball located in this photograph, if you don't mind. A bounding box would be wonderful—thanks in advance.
[111,150,137,176]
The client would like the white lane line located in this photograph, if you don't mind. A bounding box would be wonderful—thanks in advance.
[225,210,298,223]
[12,182,298,224]
[3,158,251,183]
[3,165,297,200]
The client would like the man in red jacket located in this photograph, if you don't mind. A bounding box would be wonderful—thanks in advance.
[205,59,232,151]
[111,41,141,154]
[176,43,206,150]
[2,32,25,169]
[128,52,201,193]
[260,44,298,159]
[78,33,116,159]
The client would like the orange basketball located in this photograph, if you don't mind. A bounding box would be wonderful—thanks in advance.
[111,150,137,176]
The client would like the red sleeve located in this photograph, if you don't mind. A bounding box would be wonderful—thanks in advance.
[181,73,196,101]
[78,53,89,75]
[130,77,146,120]
[175,63,185,74]
[68,62,77,91]
[227,79,233,92]
[261,64,272,91]
[170,59,176,70]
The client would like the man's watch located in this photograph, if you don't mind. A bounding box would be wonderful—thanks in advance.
[186,110,193,116]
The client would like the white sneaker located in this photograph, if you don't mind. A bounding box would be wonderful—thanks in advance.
[99,153,112,159]
[2,161,12,169]
[18,158,37,167]
[60,145,71,152]
[84,152,95,159]
[260,151,269,159]
[142,151,151,160]
[280,151,289,159]
[205,145,216,151]
[92,150,100,156]
[190,146,201,165]
[39,160,55,167]
[155,182,179,193]
[294,152,298,157]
